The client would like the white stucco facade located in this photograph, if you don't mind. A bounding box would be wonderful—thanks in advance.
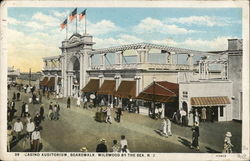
[179,80,233,122]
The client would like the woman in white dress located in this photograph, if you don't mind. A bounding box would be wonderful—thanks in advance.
[76,96,81,107]
[194,109,199,124]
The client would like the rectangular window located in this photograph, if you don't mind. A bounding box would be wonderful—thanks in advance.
[220,106,224,117]
[183,91,188,98]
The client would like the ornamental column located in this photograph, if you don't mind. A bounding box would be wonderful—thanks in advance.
[100,53,106,69]
[70,75,73,96]
[187,54,193,66]
[67,74,70,96]
[99,74,104,88]
[63,55,68,97]
[54,74,58,94]
[165,52,175,64]
[88,54,92,68]
[115,51,123,68]
[137,49,149,63]
[80,53,83,90]
[114,75,121,91]
[134,76,141,96]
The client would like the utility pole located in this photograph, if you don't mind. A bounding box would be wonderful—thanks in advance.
[29,68,31,85]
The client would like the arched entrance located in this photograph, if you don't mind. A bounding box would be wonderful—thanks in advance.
[68,56,80,96]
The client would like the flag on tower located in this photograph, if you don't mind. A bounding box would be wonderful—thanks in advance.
[79,9,87,21]
[60,18,67,30]
[69,8,77,22]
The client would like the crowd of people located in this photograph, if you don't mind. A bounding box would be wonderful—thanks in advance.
[94,135,130,152]
[7,84,50,152]
[7,83,234,153]
[172,107,217,127]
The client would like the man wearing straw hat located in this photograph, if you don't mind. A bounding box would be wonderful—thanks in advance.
[96,138,108,152]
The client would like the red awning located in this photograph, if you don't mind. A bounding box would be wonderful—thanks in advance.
[191,96,230,107]
[114,81,136,98]
[81,79,99,93]
[137,81,179,103]
[39,77,48,86]
[46,77,55,87]
[97,80,116,95]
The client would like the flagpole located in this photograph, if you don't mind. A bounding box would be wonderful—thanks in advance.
[76,8,78,33]
[66,21,68,39]
[85,12,87,34]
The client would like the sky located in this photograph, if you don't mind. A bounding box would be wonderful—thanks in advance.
[7,7,242,72]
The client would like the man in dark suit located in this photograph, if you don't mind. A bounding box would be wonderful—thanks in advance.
[96,138,108,152]
[116,103,122,123]
[67,97,71,108]
[21,102,26,117]
[34,113,41,127]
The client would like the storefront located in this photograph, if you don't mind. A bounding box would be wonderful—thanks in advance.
[179,80,233,122]
[191,96,231,122]
[137,81,179,118]
[81,79,100,102]
[114,80,136,110]
[97,80,116,106]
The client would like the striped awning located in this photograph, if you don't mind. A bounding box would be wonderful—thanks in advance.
[191,96,230,106]
[82,79,100,93]
[97,80,116,95]
[114,81,136,99]
[137,81,179,103]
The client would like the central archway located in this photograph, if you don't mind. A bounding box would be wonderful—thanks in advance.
[68,56,80,96]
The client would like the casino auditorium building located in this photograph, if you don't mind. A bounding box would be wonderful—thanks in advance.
[40,33,243,122]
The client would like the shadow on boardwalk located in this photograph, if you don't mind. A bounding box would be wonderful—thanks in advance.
[178,136,191,148]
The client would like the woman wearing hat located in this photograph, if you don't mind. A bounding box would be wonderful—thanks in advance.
[223,132,233,153]
[80,146,88,152]
[190,122,199,151]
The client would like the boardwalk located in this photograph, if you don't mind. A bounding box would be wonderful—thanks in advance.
[8,87,241,153]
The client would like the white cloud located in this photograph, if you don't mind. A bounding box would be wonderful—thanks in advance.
[150,36,233,51]
[93,34,144,48]
[7,28,61,72]
[8,17,22,25]
[134,17,197,35]
[167,16,232,27]
[87,19,121,36]
[179,36,233,51]
[151,38,178,47]
[52,10,70,18]
[93,34,232,51]
[25,21,44,30]
[119,34,144,43]
[32,12,60,27]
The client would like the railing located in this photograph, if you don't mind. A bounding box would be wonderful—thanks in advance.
[89,63,197,71]
[8,71,20,76]
[42,67,61,71]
